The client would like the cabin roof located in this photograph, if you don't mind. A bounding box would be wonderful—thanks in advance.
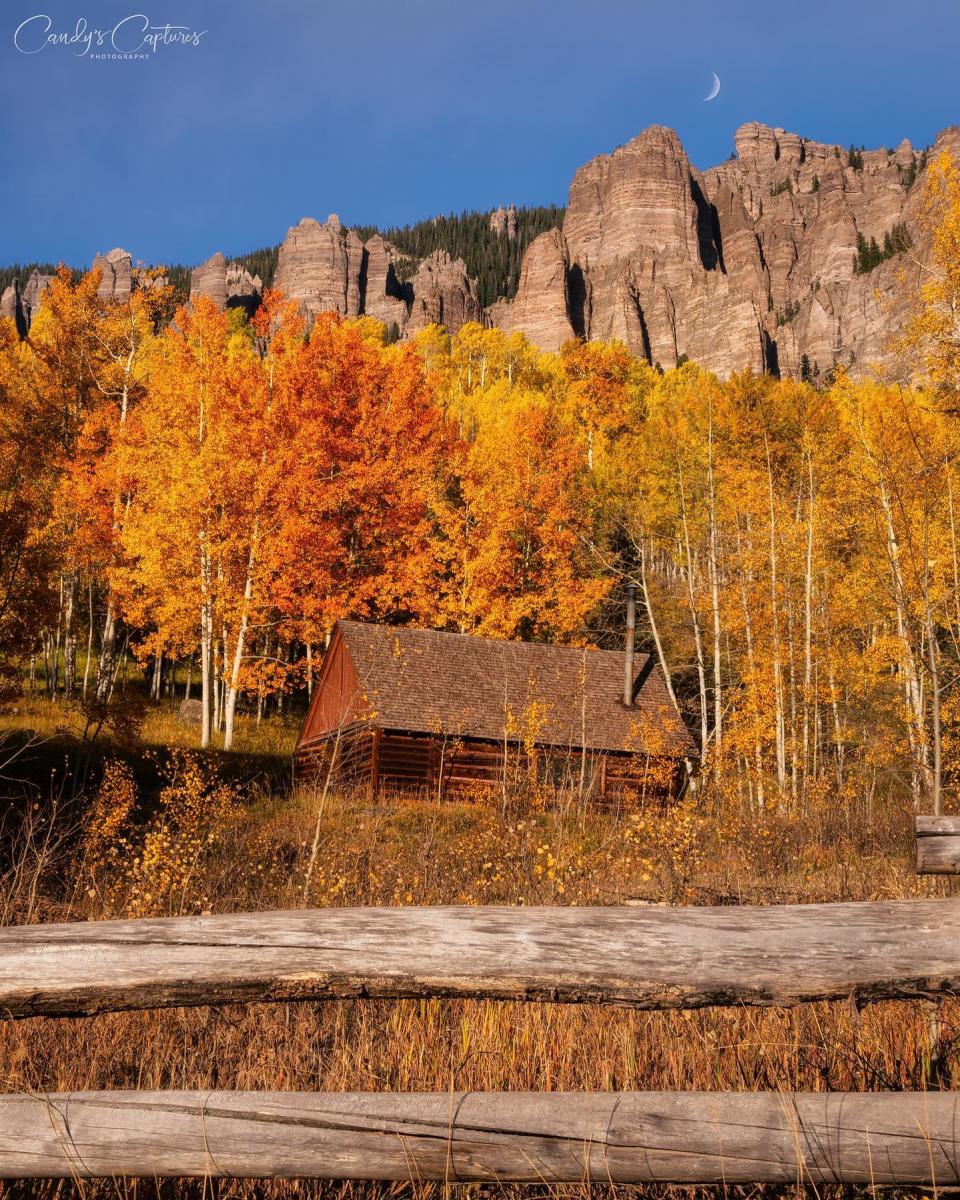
[306,620,695,757]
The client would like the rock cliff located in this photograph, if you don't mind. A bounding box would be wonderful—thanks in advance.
[5,270,55,332]
[190,253,263,315]
[493,121,960,379]
[490,205,518,239]
[0,282,25,337]
[404,250,482,335]
[190,252,229,308]
[272,217,480,337]
[359,235,408,329]
[273,216,363,321]
[92,247,132,301]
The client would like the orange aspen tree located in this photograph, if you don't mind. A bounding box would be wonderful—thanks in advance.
[270,315,451,650]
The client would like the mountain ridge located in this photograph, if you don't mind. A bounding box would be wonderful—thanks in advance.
[5,121,959,379]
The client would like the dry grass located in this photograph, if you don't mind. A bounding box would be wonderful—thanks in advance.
[3,691,299,759]
[0,724,958,1198]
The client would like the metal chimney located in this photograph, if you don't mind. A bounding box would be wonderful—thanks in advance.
[623,582,637,707]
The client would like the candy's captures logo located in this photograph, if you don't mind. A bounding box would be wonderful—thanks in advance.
[14,13,206,60]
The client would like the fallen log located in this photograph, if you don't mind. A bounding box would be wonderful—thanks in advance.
[917,815,960,874]
[1,1090,958,1183]
[1,900,959,1019]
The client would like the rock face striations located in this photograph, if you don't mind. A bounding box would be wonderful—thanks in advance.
[361,234,408,330]
[92,248,132,301]
[190,253,263,315]
[489,229,574,348]
[271,216,480,338]
[190,252,230,309]
[404,250,482,335]
[273,216,363,321]
[492,122,960,378]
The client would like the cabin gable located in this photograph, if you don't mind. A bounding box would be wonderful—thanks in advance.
[296,628,367,749]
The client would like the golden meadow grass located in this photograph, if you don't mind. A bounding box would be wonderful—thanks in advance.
[1,708,958,1199]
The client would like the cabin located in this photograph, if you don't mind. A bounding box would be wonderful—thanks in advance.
[294,619,696,802]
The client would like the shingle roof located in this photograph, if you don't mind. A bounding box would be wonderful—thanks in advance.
[336,620,696,757]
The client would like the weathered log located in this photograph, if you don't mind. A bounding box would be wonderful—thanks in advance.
[1,900,959,1019]
[1,1091,958,1183]
[917,815,960,874]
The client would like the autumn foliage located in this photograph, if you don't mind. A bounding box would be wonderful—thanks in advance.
[3,156,960,810]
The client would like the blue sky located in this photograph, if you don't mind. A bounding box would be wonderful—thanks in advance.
[1,0,957,267]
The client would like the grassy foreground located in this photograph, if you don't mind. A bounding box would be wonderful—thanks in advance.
[0,700,958,1199]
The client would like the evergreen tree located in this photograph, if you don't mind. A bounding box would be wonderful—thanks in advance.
[354,206,565,308]
[229,245,281,289]
[0,262,79,295]
[854,223,913,274]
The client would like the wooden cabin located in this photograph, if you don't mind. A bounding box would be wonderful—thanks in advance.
[294,620,696,801]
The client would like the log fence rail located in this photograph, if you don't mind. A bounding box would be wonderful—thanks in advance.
[3,893,959,1184]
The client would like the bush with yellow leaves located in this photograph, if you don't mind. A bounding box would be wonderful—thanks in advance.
[79,751,239,918]
[625,796,707,901]
[79,759,138,910]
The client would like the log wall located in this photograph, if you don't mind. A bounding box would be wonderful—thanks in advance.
[297,726,678,801]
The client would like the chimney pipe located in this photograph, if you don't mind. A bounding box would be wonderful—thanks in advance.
[623,582,637,707]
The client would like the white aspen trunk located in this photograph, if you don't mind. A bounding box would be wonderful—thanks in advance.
[113,634,129,700]
[276,643,288,717]
[678,469,709,754]
[212,638,221,732]
[199,537,213,749]
[224,539,257,752]
[82,578,94,700]
[736,521,764,810]
[925,596,942,816]
[787,597,799,805]
[41,634,52,698]
[95,603,115,703]
[637,540,682,717]
[578,646,588,802]
[923,511,942,816]
[854,413,929,800]
[948,475,960,641]
[220,633,228,731]
[63,574,77,699]
[256,637,266,725]
[96,338,135,703]
[49,578,63,698]
[802,454,815,797]
[306,642,313,699]
[822,600,845,788]
[877,476,929,798]
[706,414,723,774]
[765,443,787,797]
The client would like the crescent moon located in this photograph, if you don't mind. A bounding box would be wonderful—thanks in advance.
[704,72,721,102]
